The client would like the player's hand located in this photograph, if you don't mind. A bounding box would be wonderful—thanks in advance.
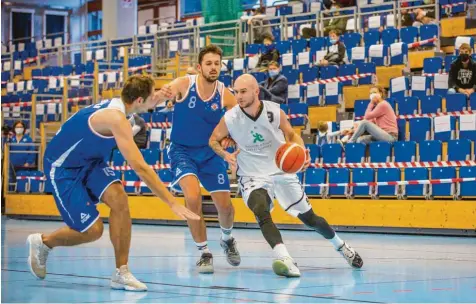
[225,149,240,172]
[221,137,236,149]
[157,85,174,100]
[169,203,201,221]
[300,149,311,172]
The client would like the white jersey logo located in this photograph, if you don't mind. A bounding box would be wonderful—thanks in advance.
[80,213,91,224]
[176,168,182,176]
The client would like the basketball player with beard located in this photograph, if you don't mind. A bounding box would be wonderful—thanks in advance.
[209,74,363,277]
[156,45,240,273]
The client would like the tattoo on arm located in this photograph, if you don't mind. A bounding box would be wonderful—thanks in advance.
[209,140,227,159]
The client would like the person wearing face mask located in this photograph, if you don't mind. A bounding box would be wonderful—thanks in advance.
[448,43,476,96]
[323,4,348,36]
[8,121,35,169]
[259,61,288,104]
[256,33,280,70]
[318,30,346,66]
[340,85,398,146]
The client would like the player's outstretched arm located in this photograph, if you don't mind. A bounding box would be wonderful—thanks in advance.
[279,109,310,170]
[109,112,200,221]
[209,117,239,170]
[154,76,189,105]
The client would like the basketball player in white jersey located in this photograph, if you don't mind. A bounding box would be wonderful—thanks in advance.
[209,74,363,277]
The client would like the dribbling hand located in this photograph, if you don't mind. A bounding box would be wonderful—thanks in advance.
[170,203,201,221]
[221,137,236,149]
[158,85,174,100]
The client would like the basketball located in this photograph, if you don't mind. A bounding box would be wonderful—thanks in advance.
[275,143,306,174]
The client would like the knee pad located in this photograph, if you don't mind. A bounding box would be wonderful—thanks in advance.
[298,209,335,239]
[248,189,272,225]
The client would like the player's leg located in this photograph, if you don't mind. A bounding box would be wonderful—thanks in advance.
[85,162,147,291]
[27,165,105,280]
[274,175,363,269]
[169,145,212,273]
[200,156,240,266]
[240,177,300,277]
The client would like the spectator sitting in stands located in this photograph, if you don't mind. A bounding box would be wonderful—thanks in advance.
[318,30,346,66]
[316,120,358,146]
[8,121,35,169]
[259,61,288,104]
[255,33,280,70]
[448,43,476,96]
[414,0,436,21]
[400,6,414,28]
[340,85,398,145]
[323,3,348,36]
[242,7,272,43]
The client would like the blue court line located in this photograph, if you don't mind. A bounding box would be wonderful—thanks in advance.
[2,269,383,303]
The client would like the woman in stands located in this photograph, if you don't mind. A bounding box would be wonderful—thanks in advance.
[8,121,35,169]
[340,85,398,145]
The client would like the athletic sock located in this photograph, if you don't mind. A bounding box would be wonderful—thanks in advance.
[220,226,233,242]
[273,243,292,259]
[329,234,345,250]
[195,241,210,254]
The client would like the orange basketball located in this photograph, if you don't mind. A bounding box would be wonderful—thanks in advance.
[275,143,306,174]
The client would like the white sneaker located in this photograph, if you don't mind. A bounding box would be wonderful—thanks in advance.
[338,242,364,269]
[27,233,51,280]
[272,257,301,278]
[111,265,148,291]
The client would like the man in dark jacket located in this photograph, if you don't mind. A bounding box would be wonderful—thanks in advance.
[448,43,476,97]
[318,30,346,66]
[259,61,288,104]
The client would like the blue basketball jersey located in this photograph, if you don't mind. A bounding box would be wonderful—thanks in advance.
[44,98,125,168]
[170,75,225,147]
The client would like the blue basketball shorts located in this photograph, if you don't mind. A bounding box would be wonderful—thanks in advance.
[167,143,230,193]
[44,159,121,232]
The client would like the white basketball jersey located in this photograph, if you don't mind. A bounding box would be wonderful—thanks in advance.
[224,100,285,177]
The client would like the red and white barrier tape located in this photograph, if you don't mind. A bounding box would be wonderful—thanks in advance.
[441,2,466,8]
[408,38,437,49]
[306,177,476,188]
[356,110,475,121]
[129,64,152,72]
[300,73,374,86]
[23,54,49,64]
[17,176,476,188]
[310,160,476,169]
[3,96,92,107]
[111,164,171,171]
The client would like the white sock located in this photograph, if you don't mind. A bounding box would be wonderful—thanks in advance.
[195,241,210,254]
[273,243,292,259]
[220,226,233,241]
[329,234,345,250]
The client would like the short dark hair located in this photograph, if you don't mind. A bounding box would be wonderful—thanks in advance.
[121,75,155,105]
[329,29,340,36]
[262,33,274,42]
[198,44,223,65]
[13,120,26,129]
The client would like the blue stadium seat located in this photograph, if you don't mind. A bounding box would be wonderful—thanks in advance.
[328,168,350,197]
[301,66,318,83]
[397,96,419,116]
[404,168,428,197]
[151,111,167,123]
[419,140,442,162]
[351,168,375,197]
[288,103,308,126]
[354,99,370,118]
[411,77,431,100]
[323,82,342,106]
[112,149,125,166]
[445,55,457,72]
[141,149,159,165]
[423,57,443,74]
[305,144,320,163]
[355,62,375,85]
[394,141,417,162]
[390,77,409,100]
[369,142,392,163]
[382,28,399,45]
[276,41,291,54]
[16,171,30,193]
[291,39,307,54]
[320,65,338,80]
[447,139,472,161]
[321,144,343,164]
[389,42,408,65]
[400,26,418,44]
[430,167,456,197]
[376,168,400,197]
[363,29,380,46]
[409,118,432,142]
[434,116,457,141]
[459,166,476,197]
[338,64,356,86]
[419,24,438,46]
[344,143,366,163]
[124,171,139,194]
[305,168,326,196]
[309,37,327,52]
[420,95,442,114]
[446,93,468,112]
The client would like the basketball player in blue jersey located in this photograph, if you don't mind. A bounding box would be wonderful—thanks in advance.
[156,45,240,273]
[26,75,199,291]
